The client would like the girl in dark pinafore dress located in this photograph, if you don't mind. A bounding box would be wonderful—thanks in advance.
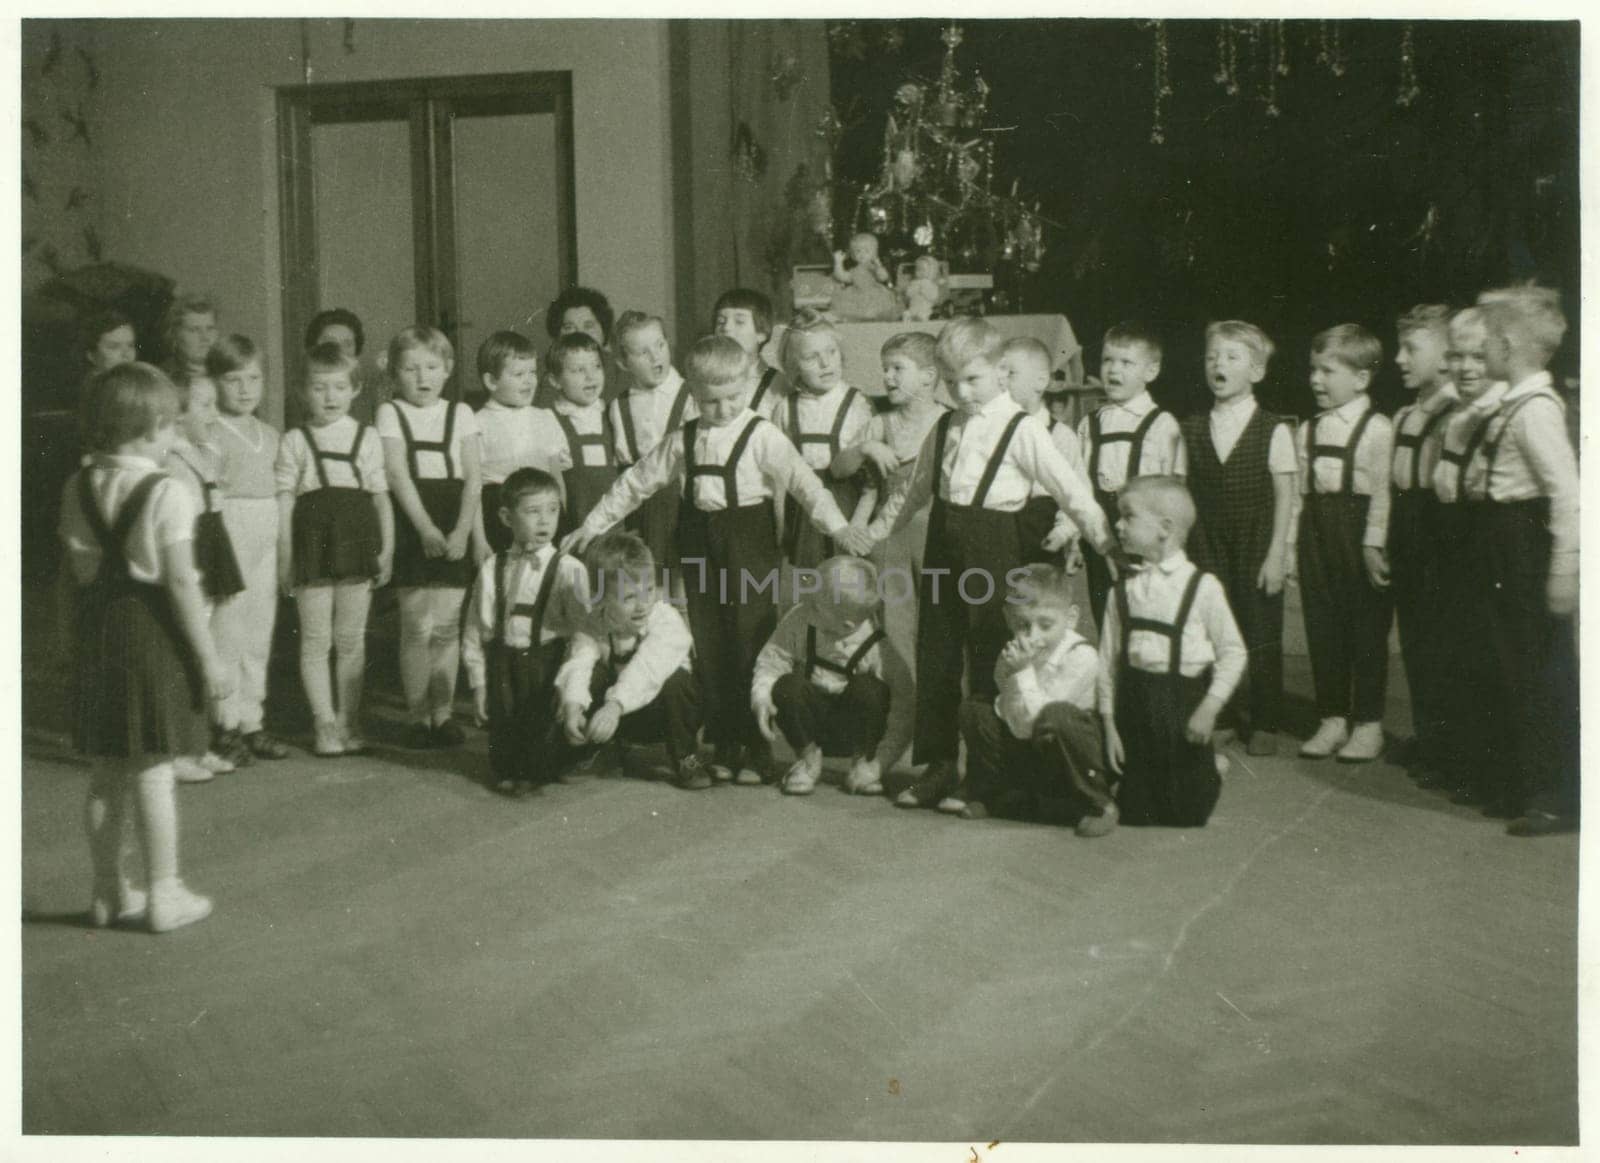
[376,326,482,749]
[60,363,228,933]
[276,342,394,757]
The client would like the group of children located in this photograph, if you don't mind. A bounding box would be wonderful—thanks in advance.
[58,279,1580,933]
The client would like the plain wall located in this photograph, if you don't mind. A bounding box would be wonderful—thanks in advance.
[85,18,675,423]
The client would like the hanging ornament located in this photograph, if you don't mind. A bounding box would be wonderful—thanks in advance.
[1318,20,1346,77]
[880,24,904,54]
[1264,20,1284,116]
[771,49,805,102]
[1395,23,1422,107]
[1150,19,1171,144]
[827,21,867,61]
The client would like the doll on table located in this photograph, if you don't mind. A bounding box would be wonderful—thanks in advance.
[900,255,947,323]
[830,233,900,323]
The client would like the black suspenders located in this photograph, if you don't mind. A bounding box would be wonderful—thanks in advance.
[79,471,163,584]
[493,548,564,647]
[1089,407,1163,486]
[618,385,691,464]
[1393,405,1454,491]
[682,415,765,508]
[1480,390,1561,488]
[392,403,458,480]
[304,424,369,490]
[789,387,860,465]
[751,366,779,414]
[931,411,1028,509]
[1308,407,1375,495]
[170,449,221,510]
[554,409,617,468]
[1114,568,1205,674]
[804,623,885,682]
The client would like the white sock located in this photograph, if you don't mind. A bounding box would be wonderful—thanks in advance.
[133,762,179,886]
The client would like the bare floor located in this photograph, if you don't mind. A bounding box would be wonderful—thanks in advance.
[21,696,1577,1141]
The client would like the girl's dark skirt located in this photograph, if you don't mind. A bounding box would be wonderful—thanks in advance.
[194,510,246,600]
[292,487,381,586]
[74,579,208,759]
[393,478,472,588]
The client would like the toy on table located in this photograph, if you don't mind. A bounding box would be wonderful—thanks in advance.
[900,254,947,322]
[829,233,899,322]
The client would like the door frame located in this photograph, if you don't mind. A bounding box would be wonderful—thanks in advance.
[276,70,576,395]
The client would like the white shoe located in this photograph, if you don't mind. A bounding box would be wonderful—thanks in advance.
[1337,721,1384,763]
[845,756,883,796]
[147,879,213,933]
[172,756,215,784]
[780,746,823,796]
[90,879,148,927]
[1299,717,1350,759]
[198,751,234,774]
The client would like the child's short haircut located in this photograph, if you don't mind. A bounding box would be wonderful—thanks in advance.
[387,325,454,373]
[80,307,134,356]
[816,555,881,617]
[684,334,751,389]
[781,307,843,381]
[1103,320,1164,360]
[204,333,262,381]
[881,330,938,369]
[612,310,666,356]
[545,286,615,342]
[1009,563,1077,615]
[1477,284,1568,359]
[1121,474,1196,542]
[162,292,216,343]
[1448,305,1486,340]
[713,288,774,340]
[305,340,357,379]
[304,307,365,355]
[477,330,538,382]
[1311,323,1383,374]
[500,466,562,511]
[584,529,657,601]
[1396,304,1451,339]
[935,316,1006,376]
[1001,335,1054,375]
[81,361,179,452]
[546,331,605,377]
[1204,320,1275,367]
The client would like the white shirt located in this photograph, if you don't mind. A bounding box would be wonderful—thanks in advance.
[461,544,589,692]
[994,628,1099,739]
[1295,394,1394,548]
[555,600,694,716]
[376,399,481,480]
[579,410,850,536]
[773,382,875,474]
[210,414,280,499]
[1477,371,1579,577]
[1433,383,1509,504]
[59,453,198,586]
[476,399,554,485]
[609,370,698,463]
[275,416,388,496]
[1096,552,1247,716]
[165,438,225,512]
[1389,384,1459,492]
[1076,390,1186,491]
[866,392,1112,553]
[1209,394,1298,472]
[750,606,886,708]
[533,399,615,470]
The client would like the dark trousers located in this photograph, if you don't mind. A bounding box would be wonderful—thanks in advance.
[1480,499,1579,817]
[1437,502,1506,793]
[1114,668,1221,827]
[772,672,891,758]
[913,501,1023,764]
[1016,495,1062,568]
[1298,494,1393,722]
[1083,491,1120,633]
[1191,520,1283,736]
[678,501,780,752]
[959,697,1112,818]
[1389,491,1452,767]
[554,662,703,772]
[485,638,564,784]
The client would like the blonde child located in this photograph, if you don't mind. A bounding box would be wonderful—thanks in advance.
[275,342,393,757]
[554,531,702,784]
[752,556,910,797]
[1292,324,1395,763]
[957,564,1112,834]
[165,373,244,780]
[1078,322,1185,629]
[608,311,696,577]
[207,334,287,765]
[1179,321,1296,756]
[1001,335,1085,567]
[377,325,483,749]
[60,363,227,932]
[1099,476,1246,827]
[536,331,621,541]
[713,288,790,416]
[1384,305,1460,784]
[462,468,589,797]
[775,309,877,570]
[862,317,1116,810]
[472,330,544,556]
[161,293,219,389]
[564,335,865,789]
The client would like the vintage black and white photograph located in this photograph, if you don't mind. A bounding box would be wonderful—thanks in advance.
[13,11,1584,1150]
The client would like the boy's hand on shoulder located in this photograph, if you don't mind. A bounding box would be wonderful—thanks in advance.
[1256,553,1286,596]
[560,527,594,557]
[1103,718,1126,774]
[1184,696,1222,745]
[1362,546,1391,589]
[756,700,780,744]
[1547,572,1578,618]
[586,699,622,745]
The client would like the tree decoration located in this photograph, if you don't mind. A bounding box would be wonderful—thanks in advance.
[1149,20,1171,144]
[1395,23,1421,107]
